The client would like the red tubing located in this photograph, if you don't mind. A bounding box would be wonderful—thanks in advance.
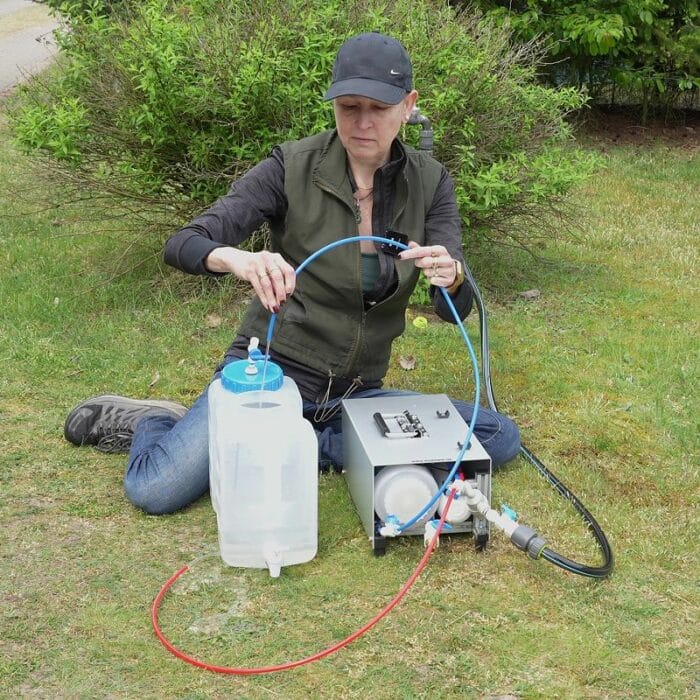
[151,488,457,675]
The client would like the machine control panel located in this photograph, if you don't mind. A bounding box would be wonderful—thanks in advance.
[373,410,428,439]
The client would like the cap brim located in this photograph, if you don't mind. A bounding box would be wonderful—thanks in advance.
[324,78,407,105]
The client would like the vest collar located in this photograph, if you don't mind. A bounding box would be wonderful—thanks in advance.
[314,130,407,199]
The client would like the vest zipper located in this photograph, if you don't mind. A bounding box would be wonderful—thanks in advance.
[347,192,366,378]
[314,180,367,378]
[352,198,361,224]
[343,306,366,378]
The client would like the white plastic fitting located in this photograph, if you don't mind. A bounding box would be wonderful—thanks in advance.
[486,509,519,538]
[378,522,402,538]
[454,481,520,537]
[245,337,260,375]
[264,548,283,578]
[457,481,490,516]
[424,520,440,547]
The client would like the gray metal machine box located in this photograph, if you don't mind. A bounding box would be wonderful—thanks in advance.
[341,394,491,554]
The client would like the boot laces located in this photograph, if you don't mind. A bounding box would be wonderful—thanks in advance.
[95,429,133,454]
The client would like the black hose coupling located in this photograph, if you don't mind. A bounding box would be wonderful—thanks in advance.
[510,525,548,560]
[407,107,434,153]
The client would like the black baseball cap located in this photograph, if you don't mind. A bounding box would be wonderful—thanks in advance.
[324,32,413,105]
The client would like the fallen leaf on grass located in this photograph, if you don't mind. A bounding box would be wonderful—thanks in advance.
[399,355,416,370]
[518,289,541,300]
[205,312,223,328]
[149,371,160,388]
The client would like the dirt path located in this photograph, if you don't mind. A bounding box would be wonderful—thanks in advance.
[0,0,60,96]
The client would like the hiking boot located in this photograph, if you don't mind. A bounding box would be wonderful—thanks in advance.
[64,394,188,453]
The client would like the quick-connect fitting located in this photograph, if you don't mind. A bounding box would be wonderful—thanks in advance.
[510,525,548,560]
[484,508,519,538]
[501,504,518,521]
[379,515,401,538]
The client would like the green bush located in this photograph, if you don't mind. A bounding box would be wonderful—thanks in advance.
[38,0,128,20]
[12,0,597,249]
[474,1,700,119]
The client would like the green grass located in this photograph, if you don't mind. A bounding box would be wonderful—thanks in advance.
[1,110,698,699]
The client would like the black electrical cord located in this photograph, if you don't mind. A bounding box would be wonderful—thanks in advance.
[464,264,614,579]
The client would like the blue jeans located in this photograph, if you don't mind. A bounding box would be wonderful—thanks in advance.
[124,382,520,515]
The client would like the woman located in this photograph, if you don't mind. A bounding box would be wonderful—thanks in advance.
[65,32,520,514]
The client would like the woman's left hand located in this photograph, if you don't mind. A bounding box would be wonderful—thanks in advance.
[398,241,457,288]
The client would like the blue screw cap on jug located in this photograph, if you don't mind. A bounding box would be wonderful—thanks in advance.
[221,358,284,393]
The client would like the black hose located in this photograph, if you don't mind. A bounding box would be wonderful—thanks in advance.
[464,264,614,579]
[407,113,612,577]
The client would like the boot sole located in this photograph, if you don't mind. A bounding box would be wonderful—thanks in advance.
[64,395,188,446]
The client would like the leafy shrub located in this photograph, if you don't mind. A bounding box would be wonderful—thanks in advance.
[474,1,700,119]
[39,0,128,20]
[12,0,597,249]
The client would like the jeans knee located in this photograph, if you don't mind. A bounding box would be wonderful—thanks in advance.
[450,400,521,469]
[123,468,172,515]
[123,454,199,515]
[491,414,521,468]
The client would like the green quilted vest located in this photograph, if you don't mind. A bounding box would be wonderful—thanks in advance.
[237,130,443,385]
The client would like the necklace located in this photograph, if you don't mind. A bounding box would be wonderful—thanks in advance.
[352,187,373,225]
[353,187,374,204]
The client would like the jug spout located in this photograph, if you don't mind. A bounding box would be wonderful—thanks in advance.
[264,548,283,578]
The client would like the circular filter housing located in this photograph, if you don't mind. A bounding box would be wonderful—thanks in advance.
[374,464,439,527]
[438,491,471,524]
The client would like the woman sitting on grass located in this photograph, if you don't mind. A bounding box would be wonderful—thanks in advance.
[64,32,520,514]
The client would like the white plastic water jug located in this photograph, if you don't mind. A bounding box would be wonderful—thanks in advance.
[208,340,318,577]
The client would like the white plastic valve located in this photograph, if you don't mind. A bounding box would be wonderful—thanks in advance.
[245,337,260,375]
[453,481,521,538]
[457,481,489,515]
[264,547,283,578]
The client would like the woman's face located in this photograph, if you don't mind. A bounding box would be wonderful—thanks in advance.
[333,92,418,169]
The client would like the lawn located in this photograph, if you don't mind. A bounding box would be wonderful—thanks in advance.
[1,110,698,698]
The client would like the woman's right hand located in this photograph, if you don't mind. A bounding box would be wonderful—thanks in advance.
[205,247,296,313]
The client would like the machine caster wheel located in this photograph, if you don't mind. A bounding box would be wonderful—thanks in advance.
[373,535,387,557]
[474,533,489,551]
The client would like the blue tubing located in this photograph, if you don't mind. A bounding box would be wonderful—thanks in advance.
[264,235,481,533]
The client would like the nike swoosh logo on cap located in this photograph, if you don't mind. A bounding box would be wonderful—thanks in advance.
[390,69,401,75]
